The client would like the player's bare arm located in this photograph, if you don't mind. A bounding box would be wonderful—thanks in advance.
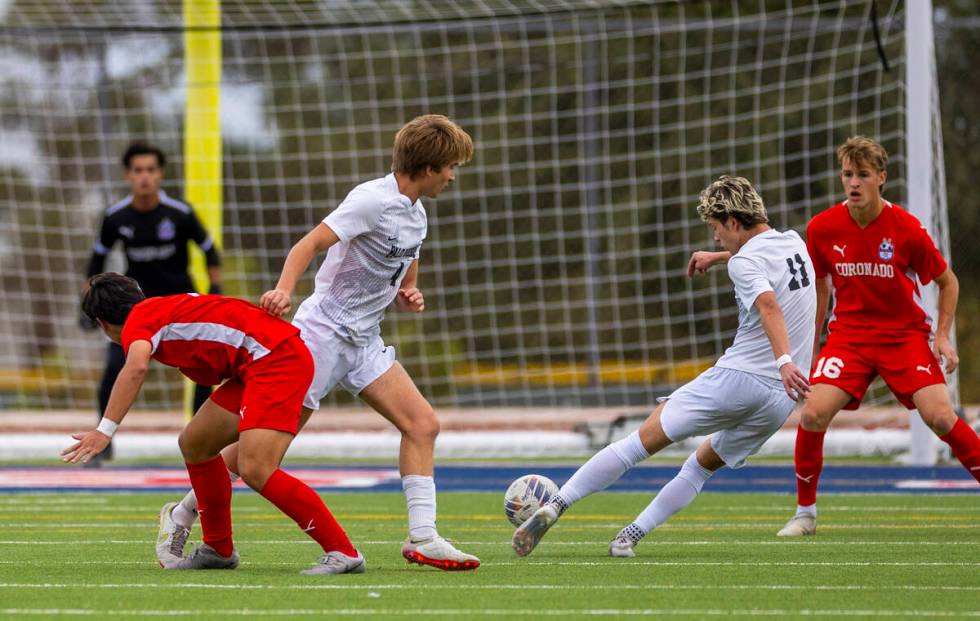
[62,340,152,464]
[260,223,340,316]
[687,250,731,277]
[811,275,831,369]
[755,291,810,401]
[395,260,424,313]
[932,268,959,373]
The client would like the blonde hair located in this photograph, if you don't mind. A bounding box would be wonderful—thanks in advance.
[696,175,768,227]
[391,114,474,179]
[837,135,888,172]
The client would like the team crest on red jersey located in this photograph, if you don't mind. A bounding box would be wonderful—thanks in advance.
[878,238,894,261]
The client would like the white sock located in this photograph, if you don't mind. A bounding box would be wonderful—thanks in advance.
[633,452,714,534]
[402,474,437,541]
[555,431,650,508]
[172,494,197,529]
[173,469,239,529]
[796,504,816,518]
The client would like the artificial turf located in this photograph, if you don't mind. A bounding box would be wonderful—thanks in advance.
[0,491,977,620]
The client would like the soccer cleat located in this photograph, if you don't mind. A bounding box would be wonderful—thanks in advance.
[512,503,560,557]
[155,502,191,567]
[401,536,480,571]
[300,550,366,575]
[608,535,636,558]
[163,543,239,570]
[777,514,817,537]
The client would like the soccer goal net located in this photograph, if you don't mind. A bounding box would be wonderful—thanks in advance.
[0,1,953,419]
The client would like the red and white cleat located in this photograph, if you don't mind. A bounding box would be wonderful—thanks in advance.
[401,535,480,571]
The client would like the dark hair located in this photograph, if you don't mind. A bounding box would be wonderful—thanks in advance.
[121,142,166,169]
[82,273,146,326]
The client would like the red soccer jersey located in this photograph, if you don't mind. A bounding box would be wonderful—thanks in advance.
[806,201,948,342]
[120,294,300,386]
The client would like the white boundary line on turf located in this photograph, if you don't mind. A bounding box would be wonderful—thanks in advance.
[0,539,974,547]
[0,608,978,617]
[0,540,972,544]
[2,583,980,592]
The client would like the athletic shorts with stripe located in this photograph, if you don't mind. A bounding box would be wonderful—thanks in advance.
[811,333,945,410]
[659,366,797,468]
[209,334,314,435]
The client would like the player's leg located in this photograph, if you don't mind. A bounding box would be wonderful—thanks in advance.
[777,382,852,536]
[165,397,242,569]
[236,426,363,574]
[358,362,479,571]
[879,337,980,484]
[235,335,362,575]
[157,380,250,564]
[781,340,873,536]
[165,407,316,536]
[913,385,980,483]
[511,410,662,557]
[610,440,724,557]
[611,369,793,556]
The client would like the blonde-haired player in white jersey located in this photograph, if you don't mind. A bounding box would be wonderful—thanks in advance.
[157,115,480,572]
[513,175,817,558]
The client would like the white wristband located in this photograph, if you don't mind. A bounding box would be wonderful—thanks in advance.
[775,354,793,369]
[96,418,119,438]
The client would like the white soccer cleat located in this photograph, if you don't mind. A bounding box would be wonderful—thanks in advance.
[401,535,480,571]
[155,502,191,566]
[608,535,636,558]
[512,503,560,557]
[300,550,366,575]
[163,543,239,570]
[777,514,817,537]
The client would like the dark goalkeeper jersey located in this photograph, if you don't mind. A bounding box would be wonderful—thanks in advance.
[86,190,220,297]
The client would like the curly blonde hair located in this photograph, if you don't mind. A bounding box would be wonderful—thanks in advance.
[696,175,768,227]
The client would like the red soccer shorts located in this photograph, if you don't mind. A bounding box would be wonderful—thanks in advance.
[209,334,314,434]
[810,333,945,410]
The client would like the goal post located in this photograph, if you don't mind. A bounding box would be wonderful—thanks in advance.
[905,0,956,465]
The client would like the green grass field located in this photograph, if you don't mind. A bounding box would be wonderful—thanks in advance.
[0,492,977,620]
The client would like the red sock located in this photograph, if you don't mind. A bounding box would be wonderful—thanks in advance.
[794,425,825,506]
[186,455,234,557]
[939,419,980,483]
[260,469,357,556]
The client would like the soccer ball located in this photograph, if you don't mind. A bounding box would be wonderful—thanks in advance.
[503,474,559,527]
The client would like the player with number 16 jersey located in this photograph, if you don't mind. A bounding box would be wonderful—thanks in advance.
[778,136,980,539]
[805,197,948,407]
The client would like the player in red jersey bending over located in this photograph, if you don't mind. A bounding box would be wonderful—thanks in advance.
[777,136,980,536]
[63,273,364,575]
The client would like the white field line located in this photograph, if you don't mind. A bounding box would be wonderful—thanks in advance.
[0,503,977,514]
[0,539,974,548]
[1,522,977,530]
[2,583,980,592]
[0,607,978,617]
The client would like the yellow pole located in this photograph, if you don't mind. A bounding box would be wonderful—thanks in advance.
[183,0,222,419]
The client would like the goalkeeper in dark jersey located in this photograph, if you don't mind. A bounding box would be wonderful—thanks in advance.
[83,142,222,463]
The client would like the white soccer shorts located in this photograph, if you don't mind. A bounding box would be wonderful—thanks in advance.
[659,366,796,468]
[293,294,397,410]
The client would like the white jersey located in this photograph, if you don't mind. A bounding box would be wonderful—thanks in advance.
[313,173,426,346]
[714,228,817,380]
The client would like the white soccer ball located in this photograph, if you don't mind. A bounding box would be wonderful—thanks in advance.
[503,474,559,527]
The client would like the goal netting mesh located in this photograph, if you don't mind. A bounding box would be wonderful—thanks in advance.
[0,0,950,414]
